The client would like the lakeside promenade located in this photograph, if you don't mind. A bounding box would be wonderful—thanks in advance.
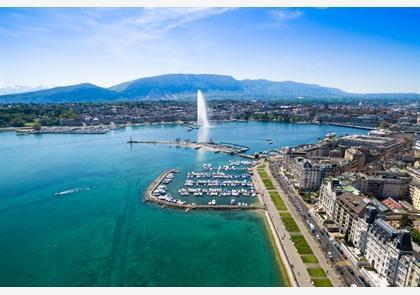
[251,164,312,287]
[252,161,343,287]
[263,162,343,286]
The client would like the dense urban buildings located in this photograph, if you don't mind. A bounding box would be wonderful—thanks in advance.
[270,109,420,286]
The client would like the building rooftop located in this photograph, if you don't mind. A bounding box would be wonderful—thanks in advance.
[342,185,360,195]
[337,192,369,217]
[339,134,398,146]
[382,197,403,211]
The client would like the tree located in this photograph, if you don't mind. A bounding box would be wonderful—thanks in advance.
[32,121,42,131]
[11,117,25,127]
[378,121,391,129]
[400,215,413,229]
[410,229,420,246]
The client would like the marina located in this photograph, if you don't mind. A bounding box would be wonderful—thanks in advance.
[145,160,264,211]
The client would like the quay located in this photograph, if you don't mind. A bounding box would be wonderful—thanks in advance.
[323,123,375,130]
[144,169,264,211]
[128,138,257,159]
[16,126,111,135]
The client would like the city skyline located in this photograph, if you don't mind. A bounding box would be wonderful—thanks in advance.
[1,7,419,93]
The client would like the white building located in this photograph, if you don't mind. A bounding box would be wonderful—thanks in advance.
[284,156,328,191]
[357,214,414,286]
[319,177,362,220]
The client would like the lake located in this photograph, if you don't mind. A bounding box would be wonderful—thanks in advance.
[0,121,367,286]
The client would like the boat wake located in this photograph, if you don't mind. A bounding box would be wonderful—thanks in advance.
[54,187,90,197]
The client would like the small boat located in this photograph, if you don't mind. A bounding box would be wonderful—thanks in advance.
[230,198,235,205]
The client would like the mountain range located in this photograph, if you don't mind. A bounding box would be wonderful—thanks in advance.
[0,74,418,103]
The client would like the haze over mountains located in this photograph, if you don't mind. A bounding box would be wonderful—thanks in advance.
[0,74,418,103]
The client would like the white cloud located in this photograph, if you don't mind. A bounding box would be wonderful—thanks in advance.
[268,9,303,23]
[82,8,233,56]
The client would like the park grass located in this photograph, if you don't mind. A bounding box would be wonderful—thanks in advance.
[307,267,327,277]
[269,192,287,211]
[258,171,269,179]
[262,178,275,190]
[301,254,319,264]
[290,235,313,255]
[279,212,292,218]
[312,278,333,287]
[281,217,300,233]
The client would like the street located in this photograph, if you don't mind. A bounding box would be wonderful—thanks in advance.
[269,159,368,287]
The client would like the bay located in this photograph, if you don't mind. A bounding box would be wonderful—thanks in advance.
[0,122,367,286]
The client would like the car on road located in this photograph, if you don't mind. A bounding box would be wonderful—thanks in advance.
[348,268,354,275]
[327,251,333,259]
[358,276,370,287]
[316,234,321,240]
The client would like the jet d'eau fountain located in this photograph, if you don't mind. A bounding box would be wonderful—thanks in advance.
[197,90,210,128]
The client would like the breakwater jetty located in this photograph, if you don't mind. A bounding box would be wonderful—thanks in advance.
[128,138,257,159]
[323,123,375,130]
[144,169,264,211]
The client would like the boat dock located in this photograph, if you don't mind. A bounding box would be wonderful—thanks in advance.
[144,169,265,211]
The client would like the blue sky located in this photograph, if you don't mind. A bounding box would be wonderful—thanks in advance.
[0,8,419,93]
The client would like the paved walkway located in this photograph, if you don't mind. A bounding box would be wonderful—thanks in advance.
[251,165,313,287]
[265,162,343,287]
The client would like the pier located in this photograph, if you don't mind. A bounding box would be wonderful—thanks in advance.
[144,169,265,211]
[128,138,256,159]
[323,123,375,130]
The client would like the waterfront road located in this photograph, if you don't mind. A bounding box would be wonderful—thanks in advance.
[252,165,313,287]
[269,159,367,287]
[263,162,343,287]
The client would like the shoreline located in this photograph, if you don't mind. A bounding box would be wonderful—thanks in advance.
[261,210,294,287]
[252,163,298,287]
[0,119,374,133]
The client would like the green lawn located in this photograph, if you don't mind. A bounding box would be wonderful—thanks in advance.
[307,267,327,277]
[279,212,292,218]
[290,235,313,255]
[269,192,287,211]
[282,217,300,233]
[301,254,319,264]
[258,171,269,179]
[262,178,275,190]
[312,278,333,287]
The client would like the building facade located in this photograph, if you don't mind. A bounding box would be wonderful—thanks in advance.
[356,212,415,286]
[337,134,401,159]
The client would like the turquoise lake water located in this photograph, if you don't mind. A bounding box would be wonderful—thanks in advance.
[0,122,367,286]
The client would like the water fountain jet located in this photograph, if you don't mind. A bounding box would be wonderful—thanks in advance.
[197,90,210,128]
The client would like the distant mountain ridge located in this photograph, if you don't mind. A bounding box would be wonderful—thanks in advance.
[0,74,418,103]
[0,84,54,95]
